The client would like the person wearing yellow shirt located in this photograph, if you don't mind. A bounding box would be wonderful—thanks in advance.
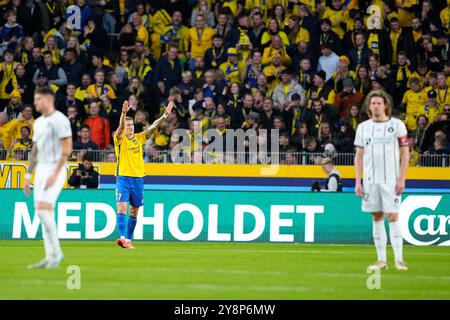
[42,35,61,65]
[130,12,149,47]
[114,100,173,249]
[410,60,431,88]
[160,11,189,55]
[284,16,310,45]
[0,50,19,102]
[436,73,450,107]
[440,0,450,30]
[219,48,245,85]
[402,77,428,131]
[261,18,290,48]
[261,34,291,66]
[395,0,419,28]
[126,53,152,86]
[321,0,348,39]
[185,14,215,67]
[86,69,117,102]
[263,54,286,93]
[6,104,34,143]
[7,125,32,161]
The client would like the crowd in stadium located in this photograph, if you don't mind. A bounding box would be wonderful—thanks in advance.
[0,0,449,166]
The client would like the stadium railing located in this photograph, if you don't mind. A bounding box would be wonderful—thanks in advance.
[2,149,449,167]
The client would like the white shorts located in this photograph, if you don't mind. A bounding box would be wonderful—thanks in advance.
[33,163,66,207]
[362,183,401,213]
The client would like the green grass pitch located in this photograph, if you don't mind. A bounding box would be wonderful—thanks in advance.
[0,241,449,299]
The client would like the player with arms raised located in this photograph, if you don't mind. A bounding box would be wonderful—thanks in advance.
[24,86,73,269]
[354,90,409,271]
[114,99,173,249]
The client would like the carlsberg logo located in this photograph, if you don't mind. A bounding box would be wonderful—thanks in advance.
[399,196,450,246]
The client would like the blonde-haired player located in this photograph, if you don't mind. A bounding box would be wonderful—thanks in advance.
[354,90,409,271]
[24,86,73,269]
[114,99,173,249]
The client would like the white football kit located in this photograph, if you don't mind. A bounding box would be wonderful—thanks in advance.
[32,110,72,205]
[354,117,408,213]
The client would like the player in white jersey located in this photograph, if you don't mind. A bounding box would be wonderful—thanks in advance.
[23,86,73,269]
[354,90,409,271]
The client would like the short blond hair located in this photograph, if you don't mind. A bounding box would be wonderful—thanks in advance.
[321,157,333,166]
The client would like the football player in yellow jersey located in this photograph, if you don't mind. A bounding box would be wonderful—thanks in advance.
[114,100,173,249]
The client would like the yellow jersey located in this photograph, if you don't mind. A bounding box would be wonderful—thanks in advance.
[86,83,117,100]
[113,131,147,177]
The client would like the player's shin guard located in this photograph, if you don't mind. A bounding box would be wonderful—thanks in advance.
[37,210,62,258]
[373,220,387,262]
[117,213,126,238]
[126,216,137,241]
[389,221,403,262]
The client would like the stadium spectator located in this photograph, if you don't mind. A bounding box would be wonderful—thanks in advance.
[0,10,24,53]
[73,124,99,158]
[8,125,32,161]
[68,153,99,189]
[14,64,33,105]
[272,70,306,109]
[153,45,182,90]
[32,50,67,88]
[0,49,19,105]
[347,32,372,72]
[424,130,450,155]
[67,105,83,143]
[61,48,84,88]
[0,0,447,166]
[334,78,364,118]
[83,101,110,149]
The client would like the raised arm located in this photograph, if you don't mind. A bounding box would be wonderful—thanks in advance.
[145,100,174,139]
[115,100,131,140]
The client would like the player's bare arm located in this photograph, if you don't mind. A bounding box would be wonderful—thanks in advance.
[145,100,174,139]
[396,145,409,195]
[23,144,38,196]
[354,147,364,198]
[115,100,131,140]
[44,137,72,190]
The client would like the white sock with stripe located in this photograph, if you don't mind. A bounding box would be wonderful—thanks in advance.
[373,220,387,262]
[389,221,404,262]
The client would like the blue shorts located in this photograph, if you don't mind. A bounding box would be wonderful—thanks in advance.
[116,176,144,207]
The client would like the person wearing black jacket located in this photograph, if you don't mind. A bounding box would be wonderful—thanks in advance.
[304,97,339,137]
[61,48,85,87]
[365,27,392,67]
[318,18,342,56]
[25,47,43,81]
[204,35,227,69]
[299,4,320,57]
[343,17,366,51]
[287,41,315,75]
[153,46,182,90]
[68,153,99,189]
[389,18,416,68]
[14,63,34,105]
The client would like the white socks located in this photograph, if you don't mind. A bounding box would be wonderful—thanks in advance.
[37,210,62,259]
[372,220,387,262]
[389,221,404,262]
